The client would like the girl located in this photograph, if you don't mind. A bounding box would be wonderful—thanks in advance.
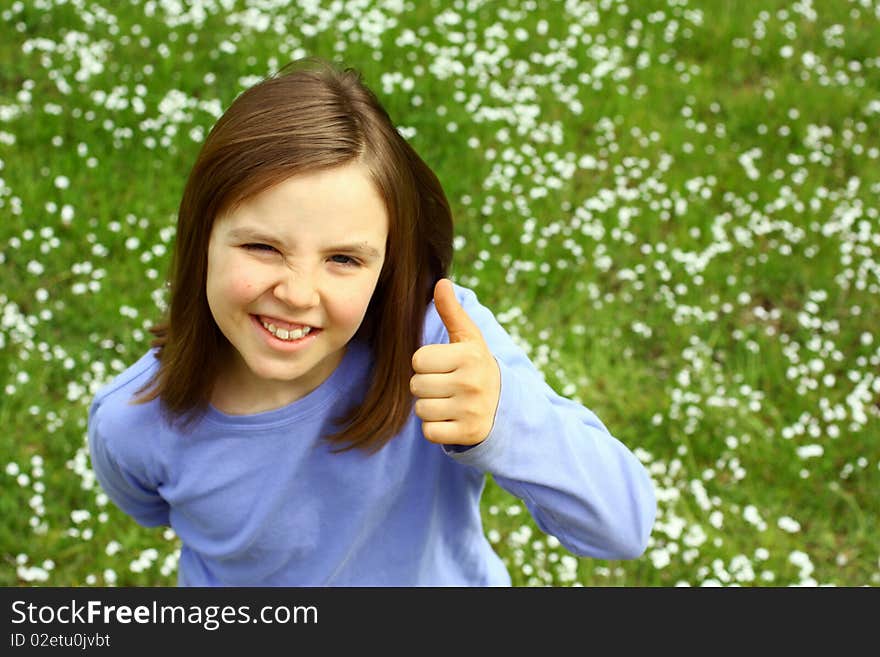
[88,58,656,586]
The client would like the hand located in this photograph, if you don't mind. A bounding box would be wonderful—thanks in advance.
[410,279,502,446]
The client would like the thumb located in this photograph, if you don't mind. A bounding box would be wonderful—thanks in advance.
[434,278,481,343]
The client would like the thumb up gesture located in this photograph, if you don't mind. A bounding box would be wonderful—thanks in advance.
[410,279,502,446]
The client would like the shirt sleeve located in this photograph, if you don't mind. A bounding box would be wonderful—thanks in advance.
[441,285,657,560]
[88,397,170,528]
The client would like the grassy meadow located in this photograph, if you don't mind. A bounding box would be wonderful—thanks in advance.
[1,0,878,586]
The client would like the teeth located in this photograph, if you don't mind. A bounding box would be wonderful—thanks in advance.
[260,319,312,341]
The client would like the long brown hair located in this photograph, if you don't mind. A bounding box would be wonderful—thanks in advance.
[134,57,453,452]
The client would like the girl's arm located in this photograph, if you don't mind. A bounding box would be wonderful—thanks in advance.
[436,283,656,560]
[88,396,170,528]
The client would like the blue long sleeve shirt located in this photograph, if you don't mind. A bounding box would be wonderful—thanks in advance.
[88,283,656,586]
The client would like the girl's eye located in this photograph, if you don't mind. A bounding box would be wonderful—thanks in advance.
[243,243,278,253]
[329,254,360,266]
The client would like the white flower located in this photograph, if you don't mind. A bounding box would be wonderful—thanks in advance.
[650,548,671,568]
[777,516,801,533]
[743,505,767,530]
[796,444,824,459]
[788,550,815,580]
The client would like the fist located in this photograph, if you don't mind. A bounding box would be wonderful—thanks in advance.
[410,279,502,446]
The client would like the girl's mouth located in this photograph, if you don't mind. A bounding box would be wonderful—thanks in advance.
[251,315,321,349]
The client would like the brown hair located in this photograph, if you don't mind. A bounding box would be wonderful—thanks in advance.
[134,57,453,452]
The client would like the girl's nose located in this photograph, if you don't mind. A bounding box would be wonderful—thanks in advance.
[273,267,320,309]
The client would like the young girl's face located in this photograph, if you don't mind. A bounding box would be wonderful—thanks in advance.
[205,161,388,410]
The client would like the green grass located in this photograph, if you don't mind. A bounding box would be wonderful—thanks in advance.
[1,0,878,587]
